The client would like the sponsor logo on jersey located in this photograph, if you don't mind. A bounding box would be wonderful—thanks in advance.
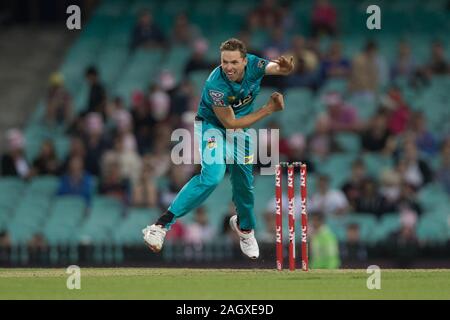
[207,137,217,149]
[209,90,225,106]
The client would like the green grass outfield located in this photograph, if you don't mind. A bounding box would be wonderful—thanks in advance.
[1,268,450,299]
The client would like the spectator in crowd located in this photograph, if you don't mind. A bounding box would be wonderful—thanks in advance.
[184,206,215,245]
[184,39,213,76]
[149,83,171,123]
[348,41,381,99]
[409,111,439,157]
[387,209,420,268]
[427,41,449,75]
[84,66,107,118]
[82,112,110,176]
[380,86,411,136]
[60,136,86,174]
[44,72,73,127]
[111,109,138,154]
[361,111,396,154]
[130,10,166,51]
[285,133,315,173]
[170,79,198,123]
[56,155,93,205]
[251,0,284,31]
[102,134,142,185]
[309,174,349,216]
[341,159,369,210]
[164,220,186,244]
[98,159,130,204]
[311,0,337,37]
[323,92,362,133]
[436,138,450,194]
[105,96,126,131]
[390,41,416,81]
[1,129,30,179]
[171,13,201,47]
[396,182,423,216]
[396,140,433,189]
[319,41,350,82]
[307,113,342,158]
[310,211,341,269]
[379,168,402,211]
[130,90,155,155]
[0,230,11,250]
[31,140,60,176]
[354,178,386,217]
[340,223,368,264]
[146,124,172,178]
[27,233,48,254]
[131,155,158,208]
[286,36,320,89]
[263,26,290,60]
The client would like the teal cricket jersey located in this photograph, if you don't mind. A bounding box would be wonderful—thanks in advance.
[196,53,269,128]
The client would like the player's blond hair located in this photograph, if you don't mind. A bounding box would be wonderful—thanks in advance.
[220,38,247,58]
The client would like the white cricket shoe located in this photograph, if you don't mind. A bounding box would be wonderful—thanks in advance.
[229,215,259,259]
[142,224,167,252]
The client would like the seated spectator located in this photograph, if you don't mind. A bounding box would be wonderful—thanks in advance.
[84,66,107,118]
[146,124,172,178]
[45,72,73,127]
[436,138,450,194]
[1,129,30,179]
[102,135,142,185]
[307,113,342,158]
[171,13,201,47]
[184,39,214,76]
[360,111,396,154]
[130,10,165,51]
[310,211,341,269]
[263,26,290,60]
[381,86,411,135]
[131,156,158,208]
[323,92,362,133]
[56,156,93,205]
[409,111,439,157]
[149,82,171,122]
[59,136,86,175]
[111,109,137,153]
[390,41,416,81]
[319,41,350,81]
[82,112,110,176]
[340,223,368,263]
[286,36,320,89]
[285,133,315,173]
[251,0,283,30]
[311,0,337,37]
[184,206,215,245]
[31,140,60,176]
[379,168,402,210]
[427,41,449,75]
[348,41,381,100]
[105,96,126,130]
[387,210,420,268]
[341,159,369,210]
[131,90,155,155]
[396,182,423,216]
[98,159,130,204]
[309,175,349,216]
[396,140,433,188]
[354,178,386,217]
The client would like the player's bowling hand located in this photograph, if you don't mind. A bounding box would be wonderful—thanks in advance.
[267,92,284,113]
[271,55,295,74]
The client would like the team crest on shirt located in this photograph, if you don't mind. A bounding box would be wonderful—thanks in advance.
[257,59,266,69]
[209,90,225,106]
[207,137,217,149]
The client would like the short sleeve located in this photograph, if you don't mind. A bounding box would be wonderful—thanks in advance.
[203,82,229,107]
[247,54,269,80]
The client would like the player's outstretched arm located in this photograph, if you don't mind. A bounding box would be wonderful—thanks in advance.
[213,93,284,129]
[265,56,295,76]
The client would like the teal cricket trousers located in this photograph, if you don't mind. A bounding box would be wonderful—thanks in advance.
[166,119,255,230]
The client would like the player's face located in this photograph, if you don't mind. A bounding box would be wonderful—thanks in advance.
[221,50,247,82]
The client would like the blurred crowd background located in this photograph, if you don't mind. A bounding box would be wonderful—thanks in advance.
[0,0,449,268]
